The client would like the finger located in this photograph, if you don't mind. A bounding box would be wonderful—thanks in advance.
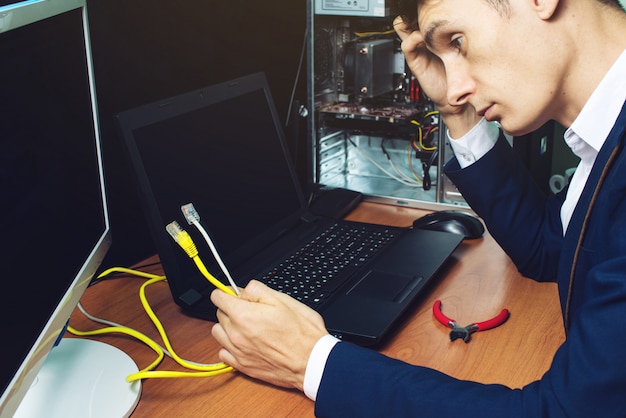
[393,15,407,29]
[211,322,240,360]
[211,322,228,346]
[237,279,270,302]
[402,29,426,52]
[239,280,294,306]
[211,325,241,368]
[214,307,229,328]
[393,16,411,40]
[217,347,239,369]
[210,286,238,311]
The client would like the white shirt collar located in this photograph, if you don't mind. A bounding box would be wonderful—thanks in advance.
[565,49,626,157]
[559,48,626,235]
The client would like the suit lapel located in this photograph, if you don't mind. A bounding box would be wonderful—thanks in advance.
[560,101,626,331]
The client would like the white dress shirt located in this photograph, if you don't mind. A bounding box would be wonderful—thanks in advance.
[303,48,626,402]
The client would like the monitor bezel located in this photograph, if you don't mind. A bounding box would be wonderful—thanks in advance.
[0,0,111,416]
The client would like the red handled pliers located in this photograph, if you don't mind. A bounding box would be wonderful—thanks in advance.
[433,300,510,343]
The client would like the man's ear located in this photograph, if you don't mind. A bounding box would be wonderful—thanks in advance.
[534,0,560,20]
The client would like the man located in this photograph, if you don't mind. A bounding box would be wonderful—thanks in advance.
[210,0,626,415]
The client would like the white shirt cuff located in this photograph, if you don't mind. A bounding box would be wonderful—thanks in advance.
[447,117,500,168]
[303,334,340,401]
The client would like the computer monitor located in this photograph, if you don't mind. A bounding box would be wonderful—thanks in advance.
[0,0,140,416]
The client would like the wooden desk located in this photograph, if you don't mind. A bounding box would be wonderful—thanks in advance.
[68,202,565,417]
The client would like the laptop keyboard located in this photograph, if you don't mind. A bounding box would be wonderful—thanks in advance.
[260,222,400,308]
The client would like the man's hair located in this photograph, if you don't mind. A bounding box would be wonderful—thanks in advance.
[392,0,510,23]
[394,0,624,26]
[393,0,419,27]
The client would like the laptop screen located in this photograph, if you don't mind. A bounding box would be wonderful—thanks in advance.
[117,73,307,316]
[131,87,303,256]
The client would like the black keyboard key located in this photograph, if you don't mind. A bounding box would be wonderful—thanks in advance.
[260,223,400,308]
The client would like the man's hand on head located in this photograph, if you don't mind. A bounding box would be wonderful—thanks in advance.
[393,16,481,138]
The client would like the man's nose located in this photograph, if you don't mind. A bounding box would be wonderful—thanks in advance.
[446,66,475,106]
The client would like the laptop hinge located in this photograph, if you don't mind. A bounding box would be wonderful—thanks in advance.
[300,211,320,223]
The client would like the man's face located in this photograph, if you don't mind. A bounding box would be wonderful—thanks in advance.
[417,0,566,135]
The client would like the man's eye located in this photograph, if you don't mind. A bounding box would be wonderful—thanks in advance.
[450,36,463,50]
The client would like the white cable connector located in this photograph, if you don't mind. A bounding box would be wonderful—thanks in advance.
[181,203,201,224]
[180,203,240,296]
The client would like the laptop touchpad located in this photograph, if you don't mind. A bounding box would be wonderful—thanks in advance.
[347,270,424,303]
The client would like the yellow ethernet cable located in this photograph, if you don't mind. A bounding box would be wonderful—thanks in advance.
[67,268,233,381]
[181,203,240,296]
[165,221,238,297]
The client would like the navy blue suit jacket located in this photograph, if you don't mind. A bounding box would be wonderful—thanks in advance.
[315,102,626,417]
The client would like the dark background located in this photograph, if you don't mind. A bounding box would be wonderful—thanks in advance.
[86,0,308,268]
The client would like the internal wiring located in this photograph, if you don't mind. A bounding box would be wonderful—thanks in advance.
[410,110,440,152]
[354,29,396,37]
[410,119,438,151]
[406,142,423,182]
[423,110,440,120]
[381,139,423,185]
[347,136,422,187]
[422,125,440,149]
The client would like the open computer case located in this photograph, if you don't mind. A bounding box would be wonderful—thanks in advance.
[305,0,555,209]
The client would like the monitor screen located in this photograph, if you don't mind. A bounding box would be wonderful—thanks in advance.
[0,1,136,416]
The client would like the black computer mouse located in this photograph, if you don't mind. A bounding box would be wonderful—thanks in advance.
[412,210,485,240]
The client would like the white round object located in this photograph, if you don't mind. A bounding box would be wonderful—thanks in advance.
[14,338,141,418]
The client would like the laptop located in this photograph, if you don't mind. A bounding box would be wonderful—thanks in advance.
[116,72,462,346]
